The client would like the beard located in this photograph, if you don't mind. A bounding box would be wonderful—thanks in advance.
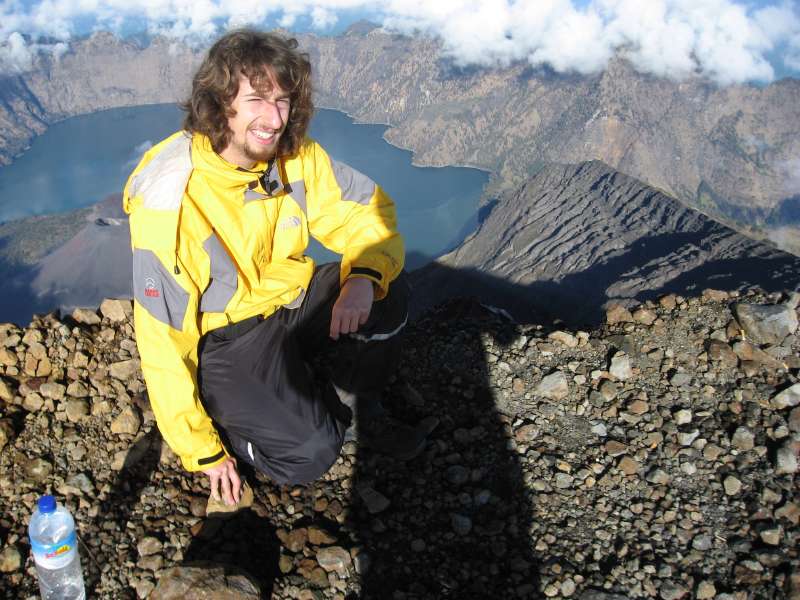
[243,129,283,163]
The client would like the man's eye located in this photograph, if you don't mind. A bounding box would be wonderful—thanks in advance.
[277,99,290,107]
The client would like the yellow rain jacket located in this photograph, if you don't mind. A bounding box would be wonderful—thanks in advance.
[123,131,403,472]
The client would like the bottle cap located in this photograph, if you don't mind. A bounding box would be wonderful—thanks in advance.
[37,495,56,513]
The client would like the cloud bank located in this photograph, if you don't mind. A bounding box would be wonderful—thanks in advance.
[1,0,799,85]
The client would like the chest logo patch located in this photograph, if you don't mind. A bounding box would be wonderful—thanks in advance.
[144,277,161,298]
[278,216,302,230]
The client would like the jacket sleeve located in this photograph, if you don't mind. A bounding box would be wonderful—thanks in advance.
[124,142,228,473]
[304,141,404,299]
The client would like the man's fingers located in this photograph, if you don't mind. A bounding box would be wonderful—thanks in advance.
[358,308,370,326]
[209,473,220,501]
[229,465,242,504]
[329,312,341,340]
[220,470,233,505]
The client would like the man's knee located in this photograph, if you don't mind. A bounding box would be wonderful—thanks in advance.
[253,421,343,485]
[360,270,410,337]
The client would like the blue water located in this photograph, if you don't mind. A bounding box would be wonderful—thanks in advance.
[0,104,488,268]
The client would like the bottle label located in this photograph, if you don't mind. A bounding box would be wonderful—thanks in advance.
[31,530,78,569]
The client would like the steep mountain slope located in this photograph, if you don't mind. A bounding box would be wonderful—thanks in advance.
[411,161,800,324]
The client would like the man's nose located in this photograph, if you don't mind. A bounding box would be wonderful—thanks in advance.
[261,101,284,129]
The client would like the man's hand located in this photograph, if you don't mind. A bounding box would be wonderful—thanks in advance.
[330,277,374,340]
[202,456,241,506]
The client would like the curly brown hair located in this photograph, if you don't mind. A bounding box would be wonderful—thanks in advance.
[181,29,313,158]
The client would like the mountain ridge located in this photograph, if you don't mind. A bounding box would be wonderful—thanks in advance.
[1,30,799,253]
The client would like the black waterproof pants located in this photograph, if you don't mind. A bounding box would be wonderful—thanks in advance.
[197,263,409,485]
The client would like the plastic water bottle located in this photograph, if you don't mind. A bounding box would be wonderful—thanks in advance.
[28,495,86,600]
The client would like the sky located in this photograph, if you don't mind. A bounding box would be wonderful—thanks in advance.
[1,0,799,84]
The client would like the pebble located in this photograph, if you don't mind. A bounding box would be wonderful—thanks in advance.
[660,582,688,599]
[775,442,798,475]
[646,469,671,485]
[356,485,390,514]
[673,409,692,425]
[724,475,743,495]
[0,546,21,573]
[535,371,569,400]
[450,513,472,535]
[606,305,634,324]
[110,407,141,435]
[618,456,640,475]
[696,581,716,599]
[732,426,755,451]
[137,536,163,557]
[316,546,352,575]
[772,384,800,410]
[609,352,633,381]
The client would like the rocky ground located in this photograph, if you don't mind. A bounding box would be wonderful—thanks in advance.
[0,289,798,599]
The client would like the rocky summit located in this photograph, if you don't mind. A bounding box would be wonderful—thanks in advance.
[0,289,798,599]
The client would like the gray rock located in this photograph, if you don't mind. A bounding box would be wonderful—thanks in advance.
[775,442,799,475]
[734,302,798,345]
[150,565,260,599]
[773,384,800,410]
[38,382,65,400]
[535,371,569,400]
[609,352,633,380]
[71,307,101,325]
[109,359,140,381]
[555,473,574,489]
[65,399,90,422]
[789,407,800,433]
[24,457,53,482]
[692,535,713,550]
[670,372,692,387]
[599,380,619,401]
[677,429,700,446]
[137,536,163,557]
[673,409,692,425]
[316,546,352,575]
[111,407,141,435]
[646,469,671,485]
[357,484,390,514]
[451,513,472,535]
[724,475,743,495]
[731,426,755,451]
[0,545,21,573]
[446,465,470,486]
[696,581,716,599]
[660,581,689,600]
[100,298,132,322]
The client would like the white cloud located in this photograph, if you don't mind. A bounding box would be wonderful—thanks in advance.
[1,0,799,84]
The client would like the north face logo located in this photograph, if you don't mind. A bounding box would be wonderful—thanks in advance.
[144,277,160,298]
[278,216,302,230]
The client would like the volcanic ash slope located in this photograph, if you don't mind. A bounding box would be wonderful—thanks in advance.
[412,161,800,325]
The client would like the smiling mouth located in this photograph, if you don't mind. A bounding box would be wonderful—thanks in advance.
[250,129,277,144]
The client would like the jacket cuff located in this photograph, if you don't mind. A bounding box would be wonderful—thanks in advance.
[181,443,229,472]
[347,266,386,299]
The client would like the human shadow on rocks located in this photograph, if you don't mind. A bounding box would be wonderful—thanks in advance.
[344,295,543,599]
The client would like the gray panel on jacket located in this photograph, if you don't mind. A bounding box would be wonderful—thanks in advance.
[287,180,307,215]
[331,159,376,205]
[133,248,190,330]
[128,133,193,211]
[200,232,238,313]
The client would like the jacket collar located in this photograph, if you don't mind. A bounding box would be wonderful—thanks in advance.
[191,134,284,198]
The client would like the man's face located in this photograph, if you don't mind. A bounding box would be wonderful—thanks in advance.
[220,73,291,169]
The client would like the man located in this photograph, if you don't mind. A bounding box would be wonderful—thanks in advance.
[123,29,425,506]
